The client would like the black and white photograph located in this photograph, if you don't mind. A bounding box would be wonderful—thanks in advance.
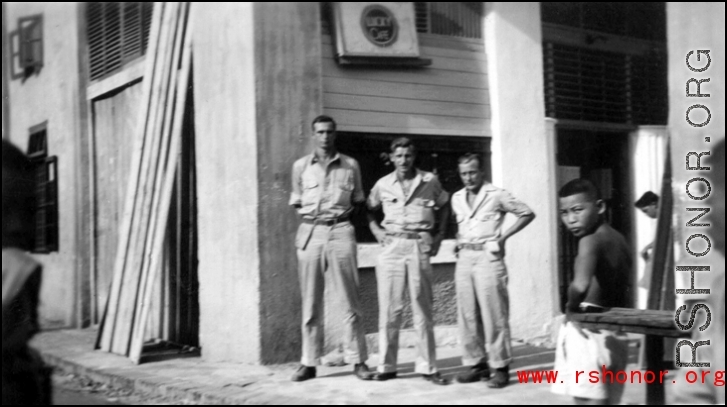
[2,2,724,405]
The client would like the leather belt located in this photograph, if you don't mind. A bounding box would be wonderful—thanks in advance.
[386,231,424,240]
[458,243,485,251]
[302,216,350,226]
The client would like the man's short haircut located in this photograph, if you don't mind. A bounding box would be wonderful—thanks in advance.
[458,152,484,170]
[634,191,659,208]
[558,178,601,202]
[390,137,416,154]
[311,115,336,131]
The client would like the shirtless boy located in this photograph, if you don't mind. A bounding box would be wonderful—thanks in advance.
[551,179,633,405]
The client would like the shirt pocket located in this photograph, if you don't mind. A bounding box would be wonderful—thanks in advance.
[476,213,499,222]
[409,198,436,226]
[301,176,319,207]
[381,195,403,220]
[334,184,354,207]
[332,170,354,207]
[472,212,499,237]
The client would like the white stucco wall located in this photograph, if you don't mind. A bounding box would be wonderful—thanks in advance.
[484,2,561,345]
[5,2,84,329]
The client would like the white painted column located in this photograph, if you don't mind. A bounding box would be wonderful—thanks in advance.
[484,3,561,345]
[193,2,323,364]
[193,3,262,364]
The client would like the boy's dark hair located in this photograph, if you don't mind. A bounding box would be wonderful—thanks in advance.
[558,178,601,202]
[634,191,659,208]
[311,115,336,131]
[390,137,416,154]
[458,152,484,170]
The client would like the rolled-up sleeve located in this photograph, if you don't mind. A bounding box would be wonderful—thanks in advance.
[432,177,450,209]
[352,160,365,204]
[498,190,533,218]
[289,161,303,207]
[367,182,382,210]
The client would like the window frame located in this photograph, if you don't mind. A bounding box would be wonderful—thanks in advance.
[9,14,43,80]
[27,121,59,254]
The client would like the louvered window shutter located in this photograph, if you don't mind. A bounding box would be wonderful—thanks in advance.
[413,2,482,39]
[88,2,153,81]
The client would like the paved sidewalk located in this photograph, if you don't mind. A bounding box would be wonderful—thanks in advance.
[32,329,651,405]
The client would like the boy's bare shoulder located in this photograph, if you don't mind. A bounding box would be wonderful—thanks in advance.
[577,224,628,256]
[601,223,631,252]
[576,232,600,253]
[580,223,632,268]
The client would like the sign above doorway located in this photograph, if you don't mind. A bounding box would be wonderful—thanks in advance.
[333,2,431,66]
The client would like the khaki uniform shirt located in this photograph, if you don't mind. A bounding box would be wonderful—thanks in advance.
[451,183,533,244]
[367,169,449,232]
[289,152,365,220]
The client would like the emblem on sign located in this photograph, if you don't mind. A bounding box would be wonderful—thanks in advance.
[360,5,398,47]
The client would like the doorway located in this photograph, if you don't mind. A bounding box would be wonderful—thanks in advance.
[90,79,199,354]
[555,126,634,312]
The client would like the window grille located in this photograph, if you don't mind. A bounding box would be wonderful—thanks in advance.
[543,42,667,125]
[322,3,483,40]
[542,1,668,126]
[87,2,153,81]
[541,2,666,42]
[414,2,483,39]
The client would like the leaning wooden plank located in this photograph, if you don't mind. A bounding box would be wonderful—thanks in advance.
[112,1,182,356]
[106,0,174,355]
[109,2,178,355]
[124,1,185,351]
[131,1,189,353]
[107,2,174,353]
[129,1,184,349]
[130,11,193,363]
[129,0,186,347]
[130,8,193,362]
[99,2,165,352]
[97,2,164,352]
[647,138,673,311]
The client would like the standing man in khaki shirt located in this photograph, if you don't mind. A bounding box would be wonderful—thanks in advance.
[289,115,372,382]
[367,137,451,386]
[452,153,535,388]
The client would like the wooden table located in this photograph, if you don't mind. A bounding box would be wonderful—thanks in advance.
[571,307,690,405]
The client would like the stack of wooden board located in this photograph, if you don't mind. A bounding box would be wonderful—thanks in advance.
[96,1,194,364]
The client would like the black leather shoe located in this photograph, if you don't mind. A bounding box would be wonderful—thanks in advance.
[486,366,510,389]
[354,363,374,381]
[372,372,398,381]
[456,363,491,383]
[422,372,451,386]
[291,365,316,382]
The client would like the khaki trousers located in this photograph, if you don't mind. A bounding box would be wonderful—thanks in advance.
[296,222,368,366]
[376,236,438,375]
[456,248,512,369]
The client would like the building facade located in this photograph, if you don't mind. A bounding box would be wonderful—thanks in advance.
[3,2,723,365]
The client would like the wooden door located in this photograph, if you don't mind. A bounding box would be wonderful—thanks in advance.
[91,79,199,349]
[92,82,142,324]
